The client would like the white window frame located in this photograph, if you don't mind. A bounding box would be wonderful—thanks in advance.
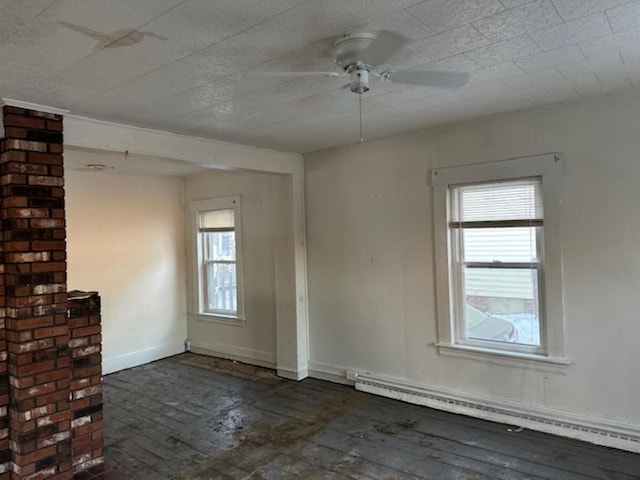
[189,195,245,326]
[431,154,569,370]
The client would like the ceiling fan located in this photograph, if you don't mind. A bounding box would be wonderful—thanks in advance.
[259,30,469,94]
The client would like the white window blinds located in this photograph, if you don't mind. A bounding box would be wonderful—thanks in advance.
[450,178,543,225]
[199,209,234,232]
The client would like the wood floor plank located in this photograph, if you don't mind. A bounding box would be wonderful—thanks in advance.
[100,355,640,480]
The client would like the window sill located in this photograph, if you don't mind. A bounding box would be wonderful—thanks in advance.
[434,342,571,373]
[190,312,245,327]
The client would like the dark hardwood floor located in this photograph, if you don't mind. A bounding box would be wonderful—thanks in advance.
[78,354,640,479]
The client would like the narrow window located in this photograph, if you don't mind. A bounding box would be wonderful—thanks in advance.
[191,196,244,320]
[199,208,237,314]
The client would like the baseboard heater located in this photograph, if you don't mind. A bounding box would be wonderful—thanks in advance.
[352,373,640,454]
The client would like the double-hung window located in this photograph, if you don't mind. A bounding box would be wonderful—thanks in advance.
[450,178,542,351]
[432,154,567,366]
[191,196,244,321]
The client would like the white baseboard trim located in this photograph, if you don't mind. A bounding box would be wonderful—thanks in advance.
[103,341,184,374]
[308,360,355,386]
[352,372,640,454]
[190,340,276,369]
[277,367,309,381]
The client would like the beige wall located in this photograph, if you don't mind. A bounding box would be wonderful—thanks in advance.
[184,170,293,367]
[66,170,187,373]
[304,94,640,430]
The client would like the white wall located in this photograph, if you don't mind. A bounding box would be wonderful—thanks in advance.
[304,94,640,444]
[184,170,293,368]
[66,170,187,374]
[64,117,309,379]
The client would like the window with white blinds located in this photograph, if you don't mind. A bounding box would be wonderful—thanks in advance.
[199,208,237,315]
[190,196,244,321]
[449,178,543,350]
[431,154,566,364]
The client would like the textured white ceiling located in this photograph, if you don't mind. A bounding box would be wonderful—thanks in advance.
[2,0,640,153]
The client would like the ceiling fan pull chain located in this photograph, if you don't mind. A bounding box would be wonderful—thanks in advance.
[359,93,364,144]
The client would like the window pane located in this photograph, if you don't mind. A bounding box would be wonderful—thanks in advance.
[463,266,540,346]
[463,227,538,263]
[452,178,542,222]
[203,232,236,261]
[206,262,237,312]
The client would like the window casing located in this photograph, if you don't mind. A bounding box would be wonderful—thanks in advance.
[432,154,568,367]
[190,196,244,323]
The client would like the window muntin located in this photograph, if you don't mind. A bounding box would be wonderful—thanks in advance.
[449,178,543,352]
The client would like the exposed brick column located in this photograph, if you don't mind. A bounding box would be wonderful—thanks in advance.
[0,226,8,477]
[1,105,71,479]
[68,292,103,473]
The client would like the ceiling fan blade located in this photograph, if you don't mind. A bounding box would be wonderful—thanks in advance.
[380,70,469,88]
[359,30,408,66]
[252,71,345,78]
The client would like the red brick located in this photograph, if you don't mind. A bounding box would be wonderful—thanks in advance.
[12,444,56,464]
[30,219,64,229]
[36,411,70,428]
[68,318,88,329]
[3,241,30,253]
[14,295,54,309]
[28,110,61,121]
[9,317,54,331]
[14,339,55,354]
[13,382,56,400]
[1,196,28,207]
[0,150,26,162]
[4,208,49,219]
[1,173,26,184]
[33,326,67,340]
[45,120,62,132]
[26,153,62,166]
[71,326,100,338]
[28,176,64,187]
[3,105,26,115]
[31,241,65,252]
[3,115,46,129]
[36,390,69,407]
[31,262,66,273]
[53,293,66,303]
[3,139,47,153]
[6,330,33,343]
[3,127,27,139]
[16,360,55,377]
[3,162,48,175]
[34,370,68,384]
[49,166,63,177]
[9,418,36,434]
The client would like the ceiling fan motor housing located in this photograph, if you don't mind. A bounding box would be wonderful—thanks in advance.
[334,32,377,69]
[335,32,377,94]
